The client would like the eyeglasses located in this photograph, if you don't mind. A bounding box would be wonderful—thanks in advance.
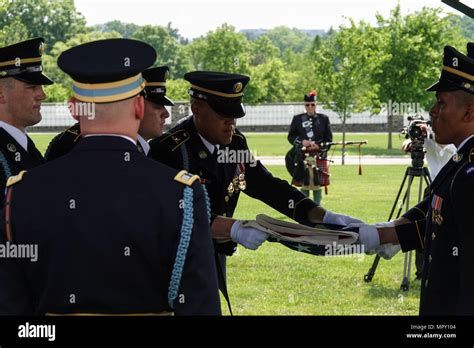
[305,103,316,107]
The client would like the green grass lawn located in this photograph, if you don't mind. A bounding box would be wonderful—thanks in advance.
[226,165,421,315]
[31,132,407,158]
[30,133,420,315]
[31,133,56,155]
[245,132,407,157]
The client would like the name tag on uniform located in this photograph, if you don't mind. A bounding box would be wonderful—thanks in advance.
[431,194,443,226]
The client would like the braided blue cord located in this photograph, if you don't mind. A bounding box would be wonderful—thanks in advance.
[201,185,212,224]
[168,186,194,309]
[181,145,189,171]
[0,150,12,180]
[181,143,211,223]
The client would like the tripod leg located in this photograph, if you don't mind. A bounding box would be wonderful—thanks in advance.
[401,174,425,291]
[401,251,412,291]
[364,255,380,282]
[388,168,410,220]
[364,167,411,283]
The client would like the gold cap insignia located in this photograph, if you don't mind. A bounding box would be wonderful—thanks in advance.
[39,42,45,56]
[233,82,243,93]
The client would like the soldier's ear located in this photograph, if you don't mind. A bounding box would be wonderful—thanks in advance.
[0,81,7,104]
[134,95,145,121]
[465,102,474,122]
[190,100,201,117]
[67,97,80,121]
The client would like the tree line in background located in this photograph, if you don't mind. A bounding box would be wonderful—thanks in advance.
[0,1,471,121]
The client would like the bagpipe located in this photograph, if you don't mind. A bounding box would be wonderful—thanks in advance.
[285,140,368,193]
[321,140,368,175]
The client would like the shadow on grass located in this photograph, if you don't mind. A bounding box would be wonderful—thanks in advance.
[365,278,422,299]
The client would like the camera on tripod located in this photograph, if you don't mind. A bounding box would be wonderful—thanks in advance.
[401,115,430,168]
[403,115,428,142]
[365,115,432,290]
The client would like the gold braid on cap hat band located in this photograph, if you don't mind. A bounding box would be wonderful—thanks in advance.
[190,84,244,98]
[145,82,166,87]
[72,73,146,103]
[443,66,474,82]
[0,57,42,67]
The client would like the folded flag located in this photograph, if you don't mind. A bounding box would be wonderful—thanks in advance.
[242,214,360,256]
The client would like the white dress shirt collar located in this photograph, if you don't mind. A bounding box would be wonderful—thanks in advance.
[0,121,28,151]
[197,132,220,154]
[136,134,150,155]
[457,135,474,152]
[83,134,137,146]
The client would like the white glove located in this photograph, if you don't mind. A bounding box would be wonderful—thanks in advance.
[323,211,363,226]
[375,244,401,260]
[346,222,380,253]
[231,220,269,250]
[373,221,401,260]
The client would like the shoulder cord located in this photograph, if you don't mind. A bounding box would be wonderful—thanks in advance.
[167,185,194,309]
[167,144,212,309]
[0,149,12,242]
[181,144,211,223]
[0,149,12,179]
[181,142,233,315]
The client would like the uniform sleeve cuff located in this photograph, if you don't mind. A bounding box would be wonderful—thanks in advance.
[293,198,318,223]
[395,220,426,252]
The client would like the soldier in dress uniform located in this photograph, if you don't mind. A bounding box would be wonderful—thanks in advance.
[44,66,173,160]
[355,44,474,315]
[287,90,333,204]
[149,71,360,313]
[0,38,53,202]
[0,39,220,316]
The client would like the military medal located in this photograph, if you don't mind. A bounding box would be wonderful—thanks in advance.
[431,195,443,226]
[227,163,247,197]
[237,163,246,190]
[238,172,246,190]
[227,181,235,196]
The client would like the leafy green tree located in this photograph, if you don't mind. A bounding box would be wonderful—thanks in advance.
[0,18,30,46]
[166,79,190,102]
[373,5,466,149]
[310,35,323,55]
[41,31,123,101]
[43,83,71,102]
[249,35,280,66]
[277,48,319,102]
[458,15,474,39]
[0,0,87,53]
[132,25,192,78]
[93,20,140,38]
[246,58,288,103]
[266,26,312,54]
[188,24,251,74]
[314,20,379,164]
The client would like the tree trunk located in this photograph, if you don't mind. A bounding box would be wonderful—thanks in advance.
[387,110,393,150]
[342,113,346,165]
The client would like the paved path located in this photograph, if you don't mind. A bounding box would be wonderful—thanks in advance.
[258,155,412,166]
